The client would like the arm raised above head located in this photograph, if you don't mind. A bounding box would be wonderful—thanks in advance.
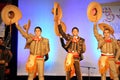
[15,22,29,39]
[58,24,69,41]
[93,23,103,41]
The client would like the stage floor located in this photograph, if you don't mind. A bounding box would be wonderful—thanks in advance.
[15,76,111,80]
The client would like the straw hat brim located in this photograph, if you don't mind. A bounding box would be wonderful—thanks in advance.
[87,2,102,22]
[98,23,114,34]
[1,4,22,25]
[53,2,62,21]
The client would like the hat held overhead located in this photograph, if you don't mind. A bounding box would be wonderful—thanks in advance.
[87,2,102,22]
[1,4,22,25]
[52,2,66,36]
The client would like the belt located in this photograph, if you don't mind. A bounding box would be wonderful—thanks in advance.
[101,53,115,58]
[68,52,79,58]
[116,61,120,64]
[101,53,114,56]
[36,55,43,58]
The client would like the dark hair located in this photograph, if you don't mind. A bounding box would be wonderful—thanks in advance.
[72,27,79,32]
[103,28,110,34]
[117,39,120,41]
[34,26,42,32]
[0,37,4,41]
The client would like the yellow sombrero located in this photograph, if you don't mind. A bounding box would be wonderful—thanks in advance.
[52,2,66,36]
[98,23,114,34]
[1,4,22,25]
[87,2,102,22]
[52,2,62,21]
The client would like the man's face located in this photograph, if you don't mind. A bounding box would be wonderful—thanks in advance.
[72,29,79,36]
[0,39,3,45]
[117,40,120,46]
[92,8,97,16]
[103,30,110,39]
[35,28,41,37]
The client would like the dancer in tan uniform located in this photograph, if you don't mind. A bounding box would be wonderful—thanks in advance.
[15,21,50,80]
[93,22,119,80]
[116,39,120,79]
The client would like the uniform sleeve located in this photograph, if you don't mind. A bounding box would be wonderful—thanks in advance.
[26,34,34,44]
[78,39,86,54]
[60,37,68,52]
[58,24,69,41]
[4,49,12,63]
[15,24,29,39]
[115,41,120,61]
[82,41,86,53]
[93,23,103,41]
[44,39,50,55]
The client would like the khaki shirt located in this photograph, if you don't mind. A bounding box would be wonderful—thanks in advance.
[118,46,120,60]
[93,23,120,60]
[16,24,50,56]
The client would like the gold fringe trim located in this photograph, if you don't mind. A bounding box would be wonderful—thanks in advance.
[26,55,37,73]
[98,56,109,74]
[64,53,75,78]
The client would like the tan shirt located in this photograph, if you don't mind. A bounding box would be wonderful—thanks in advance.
[93,23,120,60]
[16,24,50,56]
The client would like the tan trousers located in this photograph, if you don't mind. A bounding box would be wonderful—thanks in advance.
[101,60,119,80]
[28,58,44,80]
[116,65,120,79]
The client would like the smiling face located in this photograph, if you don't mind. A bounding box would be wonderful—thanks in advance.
[34,27,42,37]
[92,8,97,16]
[117,40,120,47]
[72,27,79,36]
[103,29,111,39]
[0,38,3,45]
[35,29,41,37]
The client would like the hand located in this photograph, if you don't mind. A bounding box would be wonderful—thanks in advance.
[15,22,19,26]
[44,54,49,61]
[5,63,8,66]
[59,36,62,38]
[58,20,61,24]
[23,24,27,30]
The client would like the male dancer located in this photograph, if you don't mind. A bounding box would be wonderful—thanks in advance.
[58,21,86,80]
[15,22,50,80]
[93,23,119,80]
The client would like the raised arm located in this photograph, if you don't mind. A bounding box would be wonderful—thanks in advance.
[93,23,103,41]
[58,24,69,40]
[15,22,29,39]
